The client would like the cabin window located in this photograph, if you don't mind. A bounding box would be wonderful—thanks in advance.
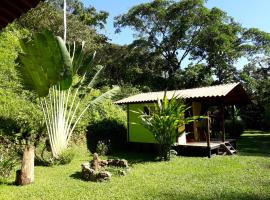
[143,106,150,115]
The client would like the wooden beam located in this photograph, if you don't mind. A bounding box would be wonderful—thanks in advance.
[220,102,225,142]
[232,105,235,136]
[207,112,211,158]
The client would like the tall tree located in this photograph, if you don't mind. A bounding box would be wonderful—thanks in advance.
[191,7,243,84]
[48,0,109,29]
[17,2,106,52]
[96,42,167,90]
[115,0,208,88]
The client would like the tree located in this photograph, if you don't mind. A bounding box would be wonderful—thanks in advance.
[48,0,109,29]
[139,94,194,160]
[96,42,167,90]
[17,2,106,52]
[240,58,270,130]
[0,24,44,185]
[190,7,243,84]
[239,28,270,130]
[180,63,213,88]
[115,0,209,88]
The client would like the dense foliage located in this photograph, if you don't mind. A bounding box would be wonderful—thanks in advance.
[86,100,127,154]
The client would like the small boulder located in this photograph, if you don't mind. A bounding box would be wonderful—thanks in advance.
[118,159,128,168]
[96,171,112,181]
[81,162,95,181]
[107,159,129,168]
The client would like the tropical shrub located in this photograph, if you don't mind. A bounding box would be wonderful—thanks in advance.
[86,103,127,154]
[0,136,18,181]
[96,141,109,156]
[139,94,194,160]
[54,148,75,165]
[0,156,17,181]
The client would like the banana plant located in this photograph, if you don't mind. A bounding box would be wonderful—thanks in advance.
[16,30,119,158]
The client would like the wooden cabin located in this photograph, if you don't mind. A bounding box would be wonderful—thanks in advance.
[115,82,249,157]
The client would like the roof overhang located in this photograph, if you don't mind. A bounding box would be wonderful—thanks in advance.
[0,0,41,29]
[115,82,250,106]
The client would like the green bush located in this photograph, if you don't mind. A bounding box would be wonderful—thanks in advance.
[225,119,244,138]
[86,119,127,154]
[0,143,18,181]
[0,156,16,181]
[96,141,109,156]
[55,149,75,165]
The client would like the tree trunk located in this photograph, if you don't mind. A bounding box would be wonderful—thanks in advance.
[15,145,35,185]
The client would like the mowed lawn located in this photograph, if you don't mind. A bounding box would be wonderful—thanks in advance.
[1,131,270,200]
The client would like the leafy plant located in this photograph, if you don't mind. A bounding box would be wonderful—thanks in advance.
[54,148,75,165]
[0,140,18,181]
[138,93,195,160]
[16,30,119,158]
[0,156,17,181]
[96,141,109,156]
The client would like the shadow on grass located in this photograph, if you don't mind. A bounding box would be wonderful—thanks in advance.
[155,190,270,200]
[70,171,83,180]
[107,151,158,165]
[238,131,270,157]
[0,179,16,186]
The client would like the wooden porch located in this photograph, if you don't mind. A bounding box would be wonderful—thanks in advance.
[173,139,237,157]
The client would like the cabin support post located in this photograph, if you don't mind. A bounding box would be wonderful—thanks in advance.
[220,102,225,143]
[232,105,235,136]
[192,102,201,141]
[207,112,211,158]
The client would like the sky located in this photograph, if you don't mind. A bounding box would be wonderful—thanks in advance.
[82,0,270,45]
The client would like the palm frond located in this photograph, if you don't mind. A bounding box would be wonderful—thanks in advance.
[16,30,73,97]
[91,86,120,105]
[87,65,104,88]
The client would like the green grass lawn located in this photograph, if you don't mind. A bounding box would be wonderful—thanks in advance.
[1,131,270,200]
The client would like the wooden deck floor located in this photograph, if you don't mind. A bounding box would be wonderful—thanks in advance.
[175,139,236,149]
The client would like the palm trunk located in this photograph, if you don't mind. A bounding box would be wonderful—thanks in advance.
[15,145,35,185]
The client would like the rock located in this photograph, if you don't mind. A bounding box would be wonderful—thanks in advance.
[81,163,95,181]
[107,159,128,168]
[100,160,108,167]
[96,171,112,181]
[90,153,101,171]
[81,162,90,169]
[81,155,129,182]
[118,159,128,168]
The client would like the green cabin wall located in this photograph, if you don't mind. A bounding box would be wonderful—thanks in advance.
[128,103,157,143]
[127,101,200,144]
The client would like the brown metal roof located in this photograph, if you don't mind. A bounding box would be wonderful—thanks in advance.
[115,82,249,105]
[0,0,41,29]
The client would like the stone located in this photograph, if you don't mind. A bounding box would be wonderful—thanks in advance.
[100,160,108,167]
[107,159,128,168]
[90,153,101,171]
[81,162,95,181]
[118,159,129,168]
[96,171,112,181]
[81,155,129,182]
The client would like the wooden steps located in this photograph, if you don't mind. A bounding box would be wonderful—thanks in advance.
[220,142,237,155]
